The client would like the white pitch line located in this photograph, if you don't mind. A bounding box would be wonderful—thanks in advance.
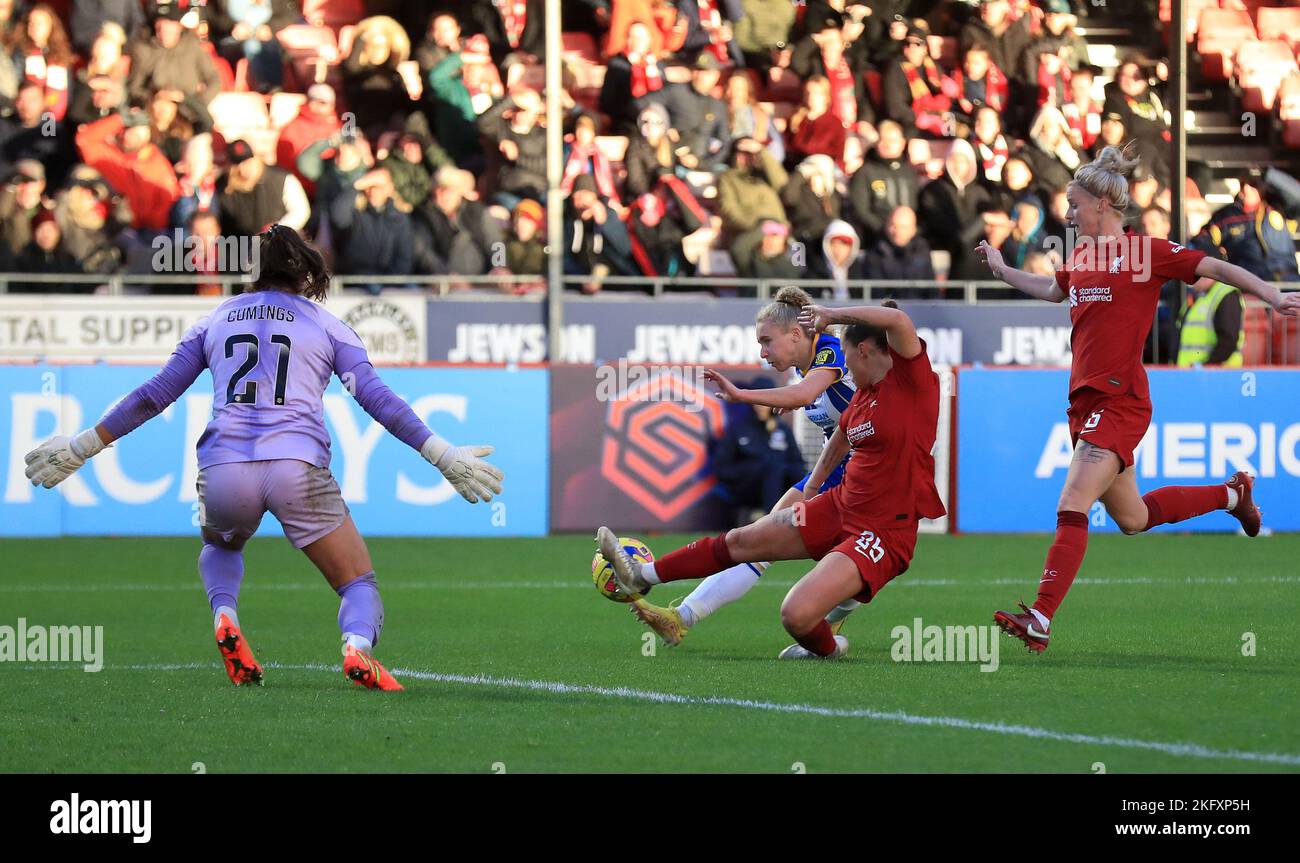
[3,575,1299,593]
[29,660,1300,768]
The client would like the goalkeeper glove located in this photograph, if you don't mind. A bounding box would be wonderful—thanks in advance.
[421,433,505,504]
[24,428,107,489]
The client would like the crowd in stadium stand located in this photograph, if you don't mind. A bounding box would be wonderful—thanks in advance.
[0,0,1296,296]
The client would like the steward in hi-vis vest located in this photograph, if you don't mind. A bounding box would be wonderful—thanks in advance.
[1177,281,1244,367]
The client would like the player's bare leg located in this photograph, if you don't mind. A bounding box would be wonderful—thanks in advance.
[303,518,402,691]
[995,441,1118,653]
[639,486,805,645]
[776,553,862,659]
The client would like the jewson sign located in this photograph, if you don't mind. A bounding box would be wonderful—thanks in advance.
[956,368,1300,533]
[1,365,546,537]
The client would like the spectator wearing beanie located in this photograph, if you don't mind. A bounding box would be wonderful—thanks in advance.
[0,160,49,256]
[330,167,415,293]
[505,198,546,283]
[563,171,634,289]
[277,84,343,197]
[862,205,934,290]
[77,106,180,232]
[882,21,956,139]
[750,219,805,282]
[127,2,221,106]
[13,207,85,291]
[847,118,917,246]
[719,137,788,277]
[216,138,309,237]
[56,168,129,274]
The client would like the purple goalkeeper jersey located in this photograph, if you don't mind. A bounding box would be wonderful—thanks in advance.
[100,290,432,470]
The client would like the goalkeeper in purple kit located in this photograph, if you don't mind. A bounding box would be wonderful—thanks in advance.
[24,226,504,691]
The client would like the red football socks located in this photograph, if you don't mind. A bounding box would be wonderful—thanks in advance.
[1032,510,1090,621]
[1142,484,1229,530]
[653,533,735,583]
[794,620,838,657]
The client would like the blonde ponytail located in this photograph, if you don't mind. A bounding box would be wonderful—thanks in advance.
[756,285,814,332]
[1072,143,1140,211]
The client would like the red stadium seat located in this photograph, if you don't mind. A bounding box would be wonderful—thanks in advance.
[1279,74,1300,148]
[1242,302,1272,364]
[1197,8,1257,82]
[1272,311,1300,364]
[595,135,629,163]
[302,0,364,29]
[269,92,308,131]
[208,92,270,139]
[1162,0,1229,41]
[562,32,600,63]
[1256,7,1300,51]
[277,24,340,62]
[1236,40,1298,112]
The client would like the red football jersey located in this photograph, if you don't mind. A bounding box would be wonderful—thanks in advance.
[1054,233,1205,400]
[832,341,946,526]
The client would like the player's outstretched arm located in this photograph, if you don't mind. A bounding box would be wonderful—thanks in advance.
[1196,257,1300,316]
[798,303,923,359]
[702,367,840,410]
[342,362,504,504]
[804,426,850,494]
[24,333,205,489]
[975,240,1065,303]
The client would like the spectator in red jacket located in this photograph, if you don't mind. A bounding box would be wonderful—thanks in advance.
[788,75,847,167]
[882,22,956,138]
[76,108,181,233]
[276,84,343,197]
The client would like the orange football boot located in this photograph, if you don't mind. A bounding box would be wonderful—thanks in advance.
[215,612,265,686]
[343,644,404,691]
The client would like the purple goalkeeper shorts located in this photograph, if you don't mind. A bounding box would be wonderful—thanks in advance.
[196,459,349,549]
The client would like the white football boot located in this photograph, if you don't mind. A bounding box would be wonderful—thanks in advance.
[596,526,652,596]
[777,635,849,660]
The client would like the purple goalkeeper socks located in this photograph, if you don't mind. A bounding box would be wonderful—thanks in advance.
[199,543,244,614]
[336,572,384,647]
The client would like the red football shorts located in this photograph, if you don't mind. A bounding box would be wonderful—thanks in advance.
[1067,388,1153,471]
[795,489,917,602]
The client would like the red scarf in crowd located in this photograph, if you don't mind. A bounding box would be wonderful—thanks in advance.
[627,51,663,98]
[976,134,1009,182]
[903,57,944,100]
[1063,101,1100,149]
[953,64,1008,112]
[824,54,858,127]
[561,143,620,206]
[495,0,528,50]
[1035,61,1071,108]
[696,0,729,63]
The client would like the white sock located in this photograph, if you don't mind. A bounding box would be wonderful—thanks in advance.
[642,562,662,585]
[1225,486,1239,510]
[344,632,373,653]
[825,598,860,624]
[214,605,239,630]
[678,562,768,627]
[1029,608,1051,629]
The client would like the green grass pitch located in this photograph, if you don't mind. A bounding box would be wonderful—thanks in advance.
[1,533,1297,773]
